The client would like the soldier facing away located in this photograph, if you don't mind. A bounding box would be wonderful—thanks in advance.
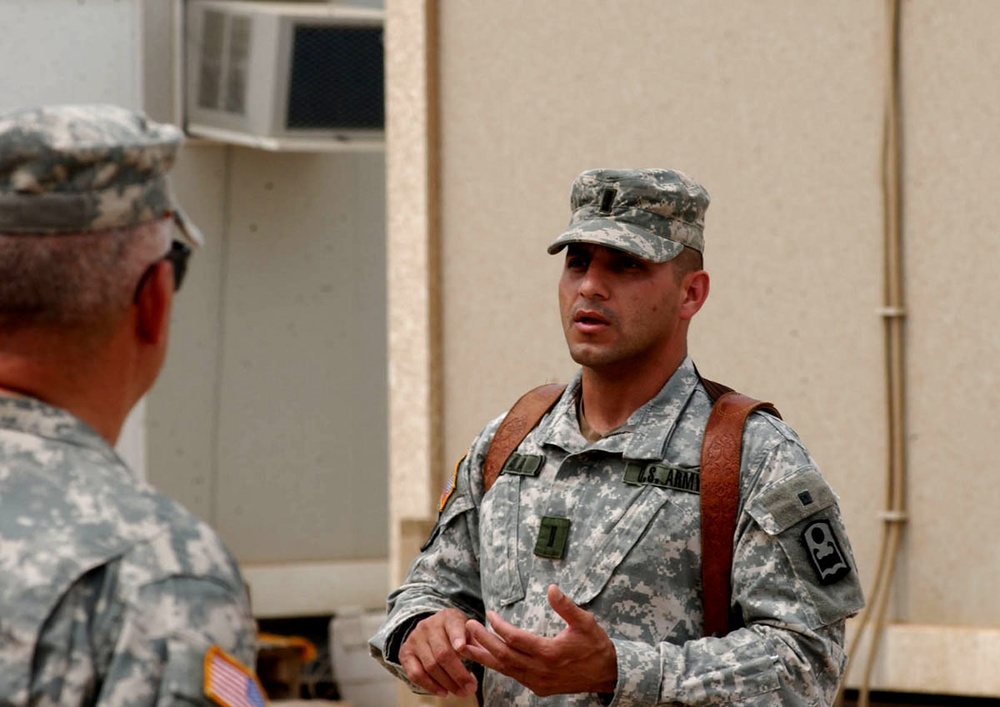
[370,168,865,705]
[0,105,263,706]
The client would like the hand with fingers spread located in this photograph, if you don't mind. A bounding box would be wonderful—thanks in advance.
[398,608,480,698]
[460,584,617,697]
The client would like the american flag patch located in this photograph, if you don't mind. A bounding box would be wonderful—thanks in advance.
[203,645,267,707]
[439,454,465,511]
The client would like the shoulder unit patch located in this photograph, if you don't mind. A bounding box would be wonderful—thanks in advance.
[802,520,852,585]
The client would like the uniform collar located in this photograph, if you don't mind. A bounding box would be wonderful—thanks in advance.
[0,394,115,457]
[537,357,701,460]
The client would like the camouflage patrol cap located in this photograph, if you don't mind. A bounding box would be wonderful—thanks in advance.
[548,168,709,263]
[0,104,202,245]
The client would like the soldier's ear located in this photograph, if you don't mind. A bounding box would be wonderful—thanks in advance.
[678,270,709,321]
[134,260,172,345]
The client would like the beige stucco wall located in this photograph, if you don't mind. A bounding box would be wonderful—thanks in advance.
[901,2,1000,627]
[386,0,1000,699]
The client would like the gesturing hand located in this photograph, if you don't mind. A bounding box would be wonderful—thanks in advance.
[398,609,479,698]
[460,584,617,697]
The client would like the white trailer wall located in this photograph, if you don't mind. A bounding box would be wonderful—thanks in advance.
[141,0,390,615]
[0,0,392,617]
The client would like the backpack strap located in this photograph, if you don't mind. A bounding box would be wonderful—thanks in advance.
[699,378,780,638]
[482,383,566,494]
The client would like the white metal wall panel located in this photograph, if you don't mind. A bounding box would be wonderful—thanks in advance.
[0,0,141,113]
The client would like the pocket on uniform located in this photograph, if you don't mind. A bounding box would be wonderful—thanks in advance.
[479,474,526,606]
[421,493,474,551]
[161,638,264,705]
[567,486,670,606]
[157,636,207,702]
[745,466,865,627]
[745,466,837,534]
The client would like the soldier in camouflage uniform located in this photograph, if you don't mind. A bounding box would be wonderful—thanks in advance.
[0,105,262,705]
[370,168,865,705]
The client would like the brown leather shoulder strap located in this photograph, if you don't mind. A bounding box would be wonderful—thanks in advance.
[482,383,566,494]
[699,383,780,638]
[699,376,735,403]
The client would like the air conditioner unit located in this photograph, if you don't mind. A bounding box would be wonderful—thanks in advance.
[182,0,384,151]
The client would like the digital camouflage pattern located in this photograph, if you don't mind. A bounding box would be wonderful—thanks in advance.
[370,358,865,705]
[547,168,709,263]
[0,104,202,245]
[0,395,257,705]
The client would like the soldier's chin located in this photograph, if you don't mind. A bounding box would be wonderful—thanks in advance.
[567,344,617,369]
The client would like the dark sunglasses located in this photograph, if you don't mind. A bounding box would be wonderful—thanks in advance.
[133,240,193,302]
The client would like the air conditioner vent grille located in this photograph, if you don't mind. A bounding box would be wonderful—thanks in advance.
[196,11,252,115]
[196,9,226,110]
[224,16,251,114]
[286,25,384,130]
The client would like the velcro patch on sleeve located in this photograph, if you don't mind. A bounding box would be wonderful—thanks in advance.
[204,645,267,707]
[746,466,836,535]
[746,466,865,626]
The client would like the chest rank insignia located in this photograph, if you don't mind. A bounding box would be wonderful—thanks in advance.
[802,519,852,585]
[503,453,544,478]
[534,516,571,559]
[623,462,700,494]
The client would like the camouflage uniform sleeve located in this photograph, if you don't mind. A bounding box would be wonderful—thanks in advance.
[368,417,499,690]
[611,424,864,706]
[95,541,259,705]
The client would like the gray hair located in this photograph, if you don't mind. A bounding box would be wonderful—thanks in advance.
[0,218,172,331]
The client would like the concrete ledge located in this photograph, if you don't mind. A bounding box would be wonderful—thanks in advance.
[243,559,388,618]
[244,569,1000,698]
[846,622,1000,697]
